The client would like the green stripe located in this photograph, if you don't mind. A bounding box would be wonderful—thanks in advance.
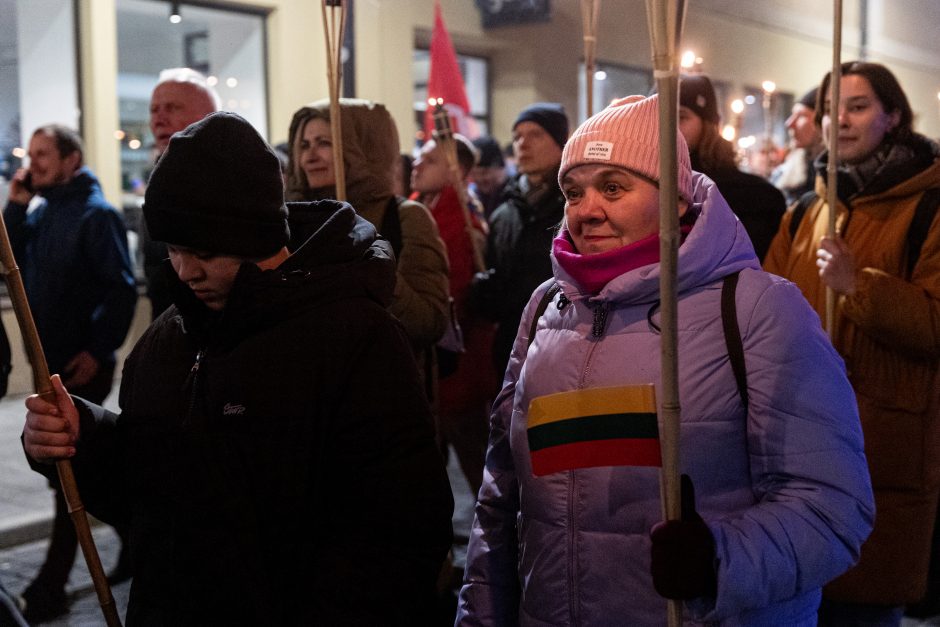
[527,412,659,452]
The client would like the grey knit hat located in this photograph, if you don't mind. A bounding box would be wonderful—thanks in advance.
[144,111,289,258]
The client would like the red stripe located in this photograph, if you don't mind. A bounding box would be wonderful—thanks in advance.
[530,438,662,477]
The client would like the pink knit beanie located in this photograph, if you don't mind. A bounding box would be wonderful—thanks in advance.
[558,94,692,201]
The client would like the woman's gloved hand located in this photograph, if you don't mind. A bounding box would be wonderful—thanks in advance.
[650,474,717,600]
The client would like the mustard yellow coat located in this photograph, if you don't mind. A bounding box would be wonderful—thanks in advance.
[764,159,940,604]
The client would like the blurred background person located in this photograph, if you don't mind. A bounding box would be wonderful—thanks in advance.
[772,86,825,205]
[678,74,786,262]
[469,135,508,219]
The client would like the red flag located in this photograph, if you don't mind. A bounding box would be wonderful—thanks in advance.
[424,1,477,139]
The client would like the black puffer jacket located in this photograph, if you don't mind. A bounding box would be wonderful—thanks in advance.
[48,201,454,626]
[472,173,564,379]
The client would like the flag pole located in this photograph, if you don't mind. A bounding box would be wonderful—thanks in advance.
[825,0,843,337]
[645,0,687,624]
[0,214,122,626]
[581,0,602,117]
[321,0,348,201]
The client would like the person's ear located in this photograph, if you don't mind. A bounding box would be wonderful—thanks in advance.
[886,109,902,133]
[64,150,82,175]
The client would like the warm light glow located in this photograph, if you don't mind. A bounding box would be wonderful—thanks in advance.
[680,50,697,69]
[721,125,737,141]
[731,99,745,114]
[762,80,776,94]
[12,147,25,159]
[114,130,126,141]
[206,76,219,87]
[226,77,238,88]
[738,135,757,149]
[744,95,756,105]
[169,14,181,23]
[936,91,940,101]
[128,139,142,150]
[594,70,607,81]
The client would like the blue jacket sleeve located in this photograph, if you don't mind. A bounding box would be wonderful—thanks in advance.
[693,276,875,621]
[456,282,554,626]
[82,207,138,363]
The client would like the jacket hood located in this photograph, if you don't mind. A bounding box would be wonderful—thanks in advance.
[552,171,759,305]
[169,199,396,347]
[286,99,399,224]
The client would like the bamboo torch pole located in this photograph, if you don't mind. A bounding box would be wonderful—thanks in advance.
[581,0,602,117]
[321,0,348,201]
[0,214,121,627]
[825,0,843,337]
[644,0,687,624]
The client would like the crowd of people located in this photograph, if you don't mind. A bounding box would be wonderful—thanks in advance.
[4,57,939,626]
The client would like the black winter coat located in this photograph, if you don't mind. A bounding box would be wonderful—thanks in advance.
[41,201,454,625]
[472,173,564,379]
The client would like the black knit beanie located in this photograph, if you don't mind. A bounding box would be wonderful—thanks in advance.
[679,74,720,125]
[473,136,505,168]
[144,111,289,258]
[513,102,569,149]
[799,86,819,110]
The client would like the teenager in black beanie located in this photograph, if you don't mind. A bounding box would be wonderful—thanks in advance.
[21,112,454,623]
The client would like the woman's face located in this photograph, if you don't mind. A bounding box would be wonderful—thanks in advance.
[822,74,900,164]
[678,106,704,152]
[563,164,679,255]
[297,118,335,189]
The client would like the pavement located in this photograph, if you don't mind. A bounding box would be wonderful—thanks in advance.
[0,383,478,625]
[0,385,936,625]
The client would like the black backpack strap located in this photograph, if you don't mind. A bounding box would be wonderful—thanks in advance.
[906,188,940,278]
[721,272,748,411]
[381,196,404,260]
[527,282,561,349]
[788,190,817,240]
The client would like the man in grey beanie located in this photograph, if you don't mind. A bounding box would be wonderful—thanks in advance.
[471,102,570,380]
[20,111,454,624]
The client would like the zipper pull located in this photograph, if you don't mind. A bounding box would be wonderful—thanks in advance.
[591,302,609,338]
[557,293,570,310]
[191,350,204,374]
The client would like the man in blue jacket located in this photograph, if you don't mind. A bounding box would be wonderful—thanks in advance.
[5,124,137,622]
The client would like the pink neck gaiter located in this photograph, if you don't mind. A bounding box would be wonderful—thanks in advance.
[553,231,660,295]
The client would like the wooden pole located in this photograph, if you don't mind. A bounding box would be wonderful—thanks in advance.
[645,0,686,624]
[825,0,843,337]
[581,0,602,117]
[0,213,121,627]
[321,0,348,201]
[430,100,486,273]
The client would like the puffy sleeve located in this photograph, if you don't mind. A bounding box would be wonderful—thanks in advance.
[693,275,875,621]
[839,211,940,360]
[391,201,450,347]
[456,281,553,626]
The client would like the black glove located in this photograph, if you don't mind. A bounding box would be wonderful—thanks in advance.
[650,474,717,600]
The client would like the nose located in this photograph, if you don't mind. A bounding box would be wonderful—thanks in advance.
[173,253,204,284]
[785,113,797,130]
[571,189,606,222]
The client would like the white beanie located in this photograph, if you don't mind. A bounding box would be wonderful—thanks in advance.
[559,94,692,201]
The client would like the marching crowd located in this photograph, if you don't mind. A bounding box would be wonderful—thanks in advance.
[2,57,938,626]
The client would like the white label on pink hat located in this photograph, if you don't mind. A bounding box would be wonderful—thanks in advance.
[584,141,613,160]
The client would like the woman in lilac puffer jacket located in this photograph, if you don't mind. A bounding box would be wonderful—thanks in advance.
[456,95,874,626]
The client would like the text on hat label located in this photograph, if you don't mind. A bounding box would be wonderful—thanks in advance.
[584,141,613,160]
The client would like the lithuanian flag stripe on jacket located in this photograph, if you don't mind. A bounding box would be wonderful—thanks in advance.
[527,385,660,477]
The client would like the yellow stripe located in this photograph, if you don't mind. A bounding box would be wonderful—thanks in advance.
[528,384,657,428]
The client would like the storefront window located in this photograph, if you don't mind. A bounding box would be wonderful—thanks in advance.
[116,0,268,197]
[0,0,79,207]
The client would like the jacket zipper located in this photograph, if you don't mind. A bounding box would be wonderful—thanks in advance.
[182,349,205,427]
[591,301,610,338]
